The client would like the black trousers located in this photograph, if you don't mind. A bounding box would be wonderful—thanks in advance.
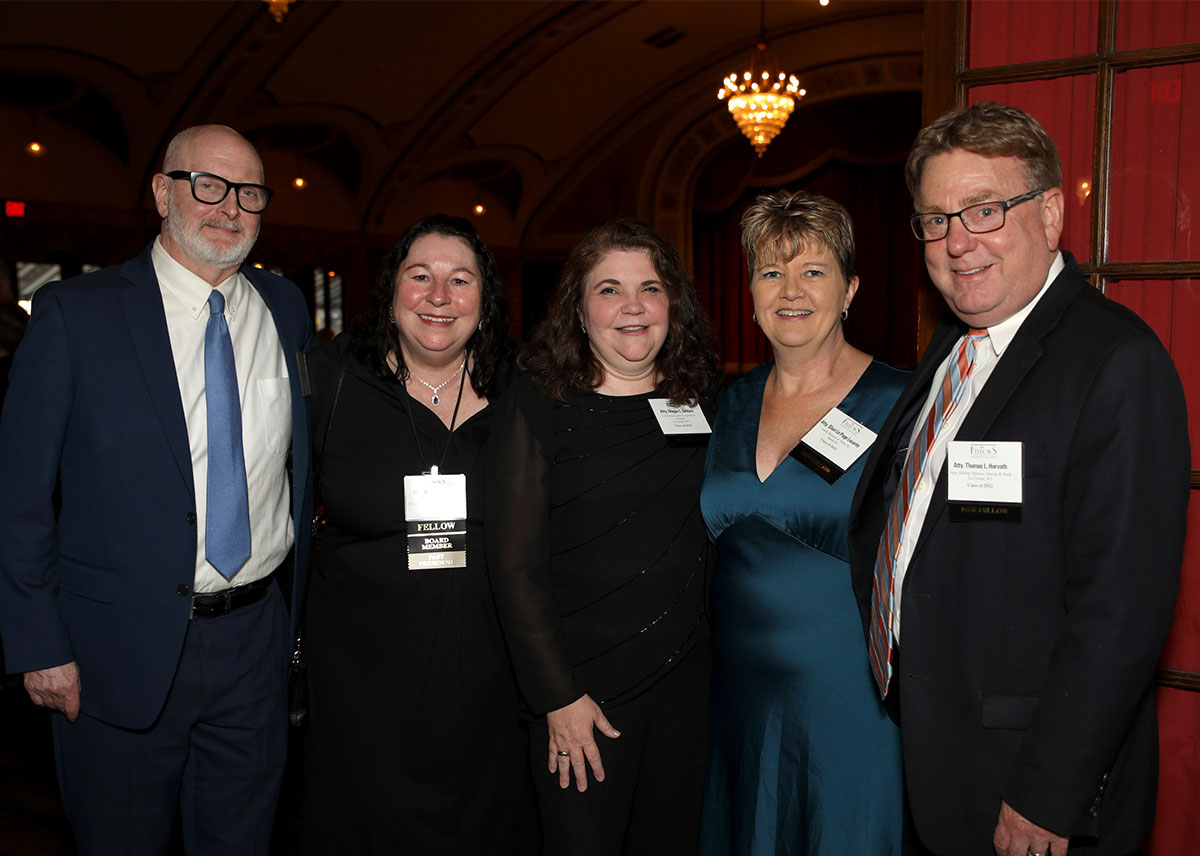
[529,641,711,856]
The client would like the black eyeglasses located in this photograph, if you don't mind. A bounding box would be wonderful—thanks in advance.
[910,188,1047,242]
[166,171,274,214]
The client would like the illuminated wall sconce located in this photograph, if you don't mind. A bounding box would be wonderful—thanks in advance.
[26,140,45,156]
[294,176,306,189]
[473,204,486,215]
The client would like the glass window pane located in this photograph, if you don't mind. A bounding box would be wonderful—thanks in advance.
[968,78,1096,264]
[16,262,61,299]
[1105,279,1200,462]
[1117,0,1200,52]
[969,0,1098,68]
[1108,63,1200,263]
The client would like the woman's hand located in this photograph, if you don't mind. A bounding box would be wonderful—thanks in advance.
[546,693,620,792]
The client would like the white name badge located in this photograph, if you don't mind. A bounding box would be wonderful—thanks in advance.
[946,440,1023,521]
[793,407,877,484]
[647,398,711,435]
[403,466,468,569]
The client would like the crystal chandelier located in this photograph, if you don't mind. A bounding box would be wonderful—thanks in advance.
[717,4,805,157]
[264,0,293,23]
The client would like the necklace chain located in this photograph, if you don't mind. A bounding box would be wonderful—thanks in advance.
[408,357,466,405]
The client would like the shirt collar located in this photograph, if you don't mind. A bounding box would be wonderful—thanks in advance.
[151,236,245,321]
[979,251,1064,357]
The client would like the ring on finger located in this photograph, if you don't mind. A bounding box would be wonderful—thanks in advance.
[556,750,570,758]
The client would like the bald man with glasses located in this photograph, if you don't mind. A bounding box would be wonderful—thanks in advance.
[0,125,314,855]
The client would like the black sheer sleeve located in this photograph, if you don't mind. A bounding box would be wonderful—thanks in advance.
[484,381,581,716]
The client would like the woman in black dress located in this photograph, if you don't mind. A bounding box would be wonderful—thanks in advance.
[485,219,722,855]
[302,214,530,854]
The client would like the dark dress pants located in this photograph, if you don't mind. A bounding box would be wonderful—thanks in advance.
[530,641,711,856]
[52,585,289,856]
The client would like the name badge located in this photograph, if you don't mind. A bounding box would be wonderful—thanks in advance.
[946,440,1022,521]
[792,407,877,485]
[403,466,468,569]
[648,398,711,435]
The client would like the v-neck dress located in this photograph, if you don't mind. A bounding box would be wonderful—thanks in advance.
[697,359,907,856]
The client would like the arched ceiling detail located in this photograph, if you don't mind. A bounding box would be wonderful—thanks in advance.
[1,0,921,254]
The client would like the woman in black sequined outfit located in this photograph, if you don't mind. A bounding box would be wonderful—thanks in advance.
[486,219,721,856]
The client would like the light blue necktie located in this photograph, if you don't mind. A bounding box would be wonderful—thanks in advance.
[204,289,252,581]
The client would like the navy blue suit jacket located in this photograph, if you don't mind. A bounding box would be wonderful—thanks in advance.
[848,253,1189,855]
[0,243,314,730]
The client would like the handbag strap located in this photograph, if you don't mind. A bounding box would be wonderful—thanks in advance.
[313,351,348,505]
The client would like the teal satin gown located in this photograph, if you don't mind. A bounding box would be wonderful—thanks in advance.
[698,360,907,856]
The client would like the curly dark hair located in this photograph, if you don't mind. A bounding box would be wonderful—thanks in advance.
[352,213,513,398]
[520,219,720,405]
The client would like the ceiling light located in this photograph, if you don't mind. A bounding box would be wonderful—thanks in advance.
[717,2,805,157]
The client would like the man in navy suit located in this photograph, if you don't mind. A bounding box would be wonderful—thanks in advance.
[849,103,1188,856]
[0,125,313,854]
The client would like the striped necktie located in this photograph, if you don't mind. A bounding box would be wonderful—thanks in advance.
[204,289,252,581]
[869,327,988,697]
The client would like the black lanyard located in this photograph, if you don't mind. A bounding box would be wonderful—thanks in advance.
[400,360,467,475]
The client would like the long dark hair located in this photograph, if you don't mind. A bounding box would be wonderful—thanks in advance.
[352,213,512,398]
[520,219,720,405]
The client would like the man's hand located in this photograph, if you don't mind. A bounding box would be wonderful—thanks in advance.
[24,662,81,722]
[994,800,1069,856]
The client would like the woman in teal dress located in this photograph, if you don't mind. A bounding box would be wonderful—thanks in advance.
[698,190,906,855]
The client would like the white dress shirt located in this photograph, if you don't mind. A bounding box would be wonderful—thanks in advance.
[892,251,1064,639]
[152,238,293,593]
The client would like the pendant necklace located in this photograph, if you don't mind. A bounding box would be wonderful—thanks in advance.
[408,357,466,406]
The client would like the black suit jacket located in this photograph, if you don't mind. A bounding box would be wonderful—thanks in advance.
[0,243,315,729]
[848,253,1189,855]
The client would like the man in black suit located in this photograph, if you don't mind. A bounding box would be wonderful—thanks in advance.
[849,102,1189,856]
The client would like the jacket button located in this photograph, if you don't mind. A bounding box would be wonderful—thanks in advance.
[186,512,196,524]
[1089,806,1099,817]
[177,584,190,596]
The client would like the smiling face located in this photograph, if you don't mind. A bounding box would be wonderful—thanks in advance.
[392,233,482,367]
[918,148,1063,327]
[152,127,263,284]
[578,248,670,391]
[750,241,858,356]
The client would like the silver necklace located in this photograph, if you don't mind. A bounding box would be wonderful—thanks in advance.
[408,357,466,406]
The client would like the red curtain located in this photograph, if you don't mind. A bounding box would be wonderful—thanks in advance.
[968,0,1098,68]
[1117,0,1200,51]
[1109,63,1200,262]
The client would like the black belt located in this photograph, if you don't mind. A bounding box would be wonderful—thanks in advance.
[190,573,275,619]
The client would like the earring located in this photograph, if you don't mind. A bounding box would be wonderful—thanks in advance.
[478,320,483,331]
[752,314,758,325]
[581,321,588,334]
[841,309,849,321]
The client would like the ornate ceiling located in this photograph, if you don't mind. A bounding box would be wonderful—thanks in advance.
[0,0,922,260]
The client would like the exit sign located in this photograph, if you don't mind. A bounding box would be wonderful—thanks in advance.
[5,200,25,217]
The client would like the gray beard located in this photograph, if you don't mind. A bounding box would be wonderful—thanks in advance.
[166,188,258,270]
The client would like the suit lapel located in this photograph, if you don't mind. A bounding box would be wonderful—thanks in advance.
[910,256,1087,555]
[117,248,194,494]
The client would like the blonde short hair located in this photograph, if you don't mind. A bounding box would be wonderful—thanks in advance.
[740,189,857,283]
